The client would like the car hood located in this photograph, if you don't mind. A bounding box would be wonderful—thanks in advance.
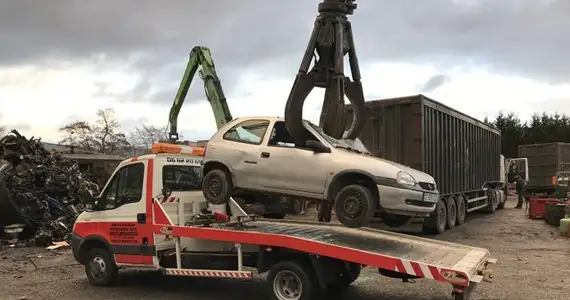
[335,148,436,183]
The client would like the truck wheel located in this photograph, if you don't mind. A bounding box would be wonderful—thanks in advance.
[333,184,375,228]
[85,248,118,286]
[446,196,457,229]
[318,202,332,222]
[484,191,496,214]
[455,195,467,225]
[202,169,233,205]
[422,199,447,234]
[497,190,505,209]
[379,213,413,228]
[268,261,321,300]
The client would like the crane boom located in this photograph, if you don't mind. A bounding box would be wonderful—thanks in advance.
[168,46,232,142]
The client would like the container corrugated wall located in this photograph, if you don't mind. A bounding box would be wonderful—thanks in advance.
[346,94,502,196]
[518,143,570,186]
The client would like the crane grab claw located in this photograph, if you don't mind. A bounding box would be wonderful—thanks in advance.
[284,0,366,146]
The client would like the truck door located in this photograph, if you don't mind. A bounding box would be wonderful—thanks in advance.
[506,158,528,183]
[95,161,153,265]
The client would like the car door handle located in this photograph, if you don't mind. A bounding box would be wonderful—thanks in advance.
[261,152,270,158]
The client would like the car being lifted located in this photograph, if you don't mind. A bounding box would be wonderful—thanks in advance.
[201,116,440,228]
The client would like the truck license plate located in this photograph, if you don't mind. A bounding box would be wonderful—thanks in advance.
[423,193,439,203]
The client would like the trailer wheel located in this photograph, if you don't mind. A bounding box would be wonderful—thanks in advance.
[268,261,321,300]
[455,195,467,225]
[333,184,375,228]
[317,202,332,222]
[85,248,118,286]
[422,199,447,234]
[202,169,233,205]
[446,196,457,229]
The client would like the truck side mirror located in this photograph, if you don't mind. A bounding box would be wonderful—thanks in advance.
[162,187,172,199]
[305,140,331,153]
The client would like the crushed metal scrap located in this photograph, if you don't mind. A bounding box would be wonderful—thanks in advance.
[0,130,98,246]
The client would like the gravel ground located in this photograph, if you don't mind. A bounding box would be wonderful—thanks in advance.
[0,197,568,300]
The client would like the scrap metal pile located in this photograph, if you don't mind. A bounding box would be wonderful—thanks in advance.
[0,130,97,246]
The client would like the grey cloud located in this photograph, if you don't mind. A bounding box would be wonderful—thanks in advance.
[421,74,450,93]
[1,0,570,107]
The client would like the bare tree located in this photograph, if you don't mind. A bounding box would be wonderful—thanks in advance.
[128,125,169,153]
[91,108,131,155]
[58,120,96,150]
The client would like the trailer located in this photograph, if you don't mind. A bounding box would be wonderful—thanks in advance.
[70,143,496,300]
[518,142,570,198]
[346,94,506,234]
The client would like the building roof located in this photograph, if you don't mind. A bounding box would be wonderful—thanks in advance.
[62,153,126,161]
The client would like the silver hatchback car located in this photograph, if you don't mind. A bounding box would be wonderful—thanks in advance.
[201,116,439,228]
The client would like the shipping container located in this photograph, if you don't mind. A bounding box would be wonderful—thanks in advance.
[346,94,502,195]
[518,142,570,188]
[346,94,505,234]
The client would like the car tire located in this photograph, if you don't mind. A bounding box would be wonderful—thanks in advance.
[202,169,233,205]
[318,202,332,222]
[268,260,322,300]
[333,184,375,228]
[446,196,457,229]
[422,198,446,234]
[85,248,118,286]
[455,195,467,225]
[378,213,413,228]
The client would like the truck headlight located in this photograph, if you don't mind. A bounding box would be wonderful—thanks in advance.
[397,171,416,186]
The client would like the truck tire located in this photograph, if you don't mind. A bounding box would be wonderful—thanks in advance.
[422,199,447,234]
[484,190,496,214]
[318,202,332,222]
[446,196,457,229]
[333,184,375,228]
[202,169,233,205]
[85,248,118,286]
[268,260,322,300]
[378,213,413,228]
[455,195,467,225]
[496,190,505,209]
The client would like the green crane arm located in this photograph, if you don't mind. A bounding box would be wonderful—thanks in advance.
[168,46,233,142]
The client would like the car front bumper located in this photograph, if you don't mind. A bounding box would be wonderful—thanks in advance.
[376,184,439,217]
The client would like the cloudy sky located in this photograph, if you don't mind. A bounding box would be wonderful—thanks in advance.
[1,0,569,143]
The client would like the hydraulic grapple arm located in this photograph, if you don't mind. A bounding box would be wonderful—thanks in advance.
[284,0,366,145]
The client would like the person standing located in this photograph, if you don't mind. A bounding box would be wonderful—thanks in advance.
[514,175,526,209]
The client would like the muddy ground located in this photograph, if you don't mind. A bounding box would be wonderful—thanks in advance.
[0,197,568,300]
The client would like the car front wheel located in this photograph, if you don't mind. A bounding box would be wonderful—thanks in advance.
[334,184,375,228]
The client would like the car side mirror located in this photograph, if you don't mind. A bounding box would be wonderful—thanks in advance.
[305,140,331,153]
[162,187,172,199]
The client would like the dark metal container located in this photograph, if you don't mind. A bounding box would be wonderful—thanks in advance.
[518,142,570,187]
[346,94,502,196]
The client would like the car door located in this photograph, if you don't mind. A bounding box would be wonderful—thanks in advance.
[217,119,271,189]
[257,121,329,195]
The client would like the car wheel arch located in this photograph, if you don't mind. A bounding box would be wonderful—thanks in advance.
[203,160,237,187]
[78,235,114,265]
[327,170,379,203]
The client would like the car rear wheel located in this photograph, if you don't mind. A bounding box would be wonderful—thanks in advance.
[202,169,233,205]
[334,184,374,228]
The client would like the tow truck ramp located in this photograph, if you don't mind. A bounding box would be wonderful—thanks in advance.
[150,198,496,300]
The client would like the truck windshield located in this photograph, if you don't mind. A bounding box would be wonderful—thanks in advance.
[162,165,202,191]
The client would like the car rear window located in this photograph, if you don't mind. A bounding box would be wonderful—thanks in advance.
[162,165,202,191]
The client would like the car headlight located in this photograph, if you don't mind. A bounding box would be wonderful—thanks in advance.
[397,171,416,186]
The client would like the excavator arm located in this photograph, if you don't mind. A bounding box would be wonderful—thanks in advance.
[168,46,233,142]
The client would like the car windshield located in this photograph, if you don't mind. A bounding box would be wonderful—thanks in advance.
[305,122,371,155]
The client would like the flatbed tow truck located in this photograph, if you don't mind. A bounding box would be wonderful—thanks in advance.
[71,143,496,300]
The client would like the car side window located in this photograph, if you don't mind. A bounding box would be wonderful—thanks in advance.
[98,163,145,210]
[268,121,318,149]
[223,119,270,145]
